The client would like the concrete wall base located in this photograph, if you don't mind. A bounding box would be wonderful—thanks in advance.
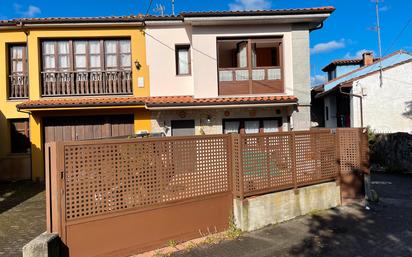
[234,182,341,232]
[22,232,60,257]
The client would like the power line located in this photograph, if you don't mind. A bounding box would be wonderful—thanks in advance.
[145,0,154,16]
[384,16,412,55]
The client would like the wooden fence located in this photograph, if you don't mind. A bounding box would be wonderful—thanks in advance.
[45,128,368,256]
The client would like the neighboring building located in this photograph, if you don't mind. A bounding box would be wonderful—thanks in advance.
[0,7,334,181]
[322,52,378,81]
[312,50,412,133]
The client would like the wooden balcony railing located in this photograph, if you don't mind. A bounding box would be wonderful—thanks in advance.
[9,73,29,99]
[218,66,283,95]
[41,70,132,97]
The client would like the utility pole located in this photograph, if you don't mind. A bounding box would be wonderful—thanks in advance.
[375,0,383,87]
[171,0,175,16]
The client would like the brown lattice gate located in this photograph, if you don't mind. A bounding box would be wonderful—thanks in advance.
[46,135,233,257]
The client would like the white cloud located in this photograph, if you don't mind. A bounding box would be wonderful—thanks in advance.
[229,0,271,11]
[344,49,376,59]
[310,39,346,54]
[311,74,327,86]
[14,4,41,18]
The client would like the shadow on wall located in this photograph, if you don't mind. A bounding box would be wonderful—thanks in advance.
[0,109,32,181]
[403,101,412,119]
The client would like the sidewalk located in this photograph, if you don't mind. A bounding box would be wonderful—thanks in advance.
[0,181,45,257]
[170,173,412,257]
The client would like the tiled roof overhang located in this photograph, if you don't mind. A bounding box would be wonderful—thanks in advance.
[181,7,335,17]
[16,95,298,111]
[0,6,335,27]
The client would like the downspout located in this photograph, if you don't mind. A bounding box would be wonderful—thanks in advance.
[18,21,30,100]
[339,86,363,128]
[309,22,323,32]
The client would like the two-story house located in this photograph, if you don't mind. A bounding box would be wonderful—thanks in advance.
[0,7,334,181]
[0,16,151,181]
[144,7,334,136]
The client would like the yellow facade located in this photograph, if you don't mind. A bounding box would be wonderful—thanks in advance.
[0,26,151,181]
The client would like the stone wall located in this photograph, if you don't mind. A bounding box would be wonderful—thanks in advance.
[234,182,341,232]
[150,107,291,136]
[371,133,412,173]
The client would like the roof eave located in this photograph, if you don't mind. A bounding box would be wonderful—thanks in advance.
[146,101,297,110]
[17,102,146,112]
[183,13,331,26]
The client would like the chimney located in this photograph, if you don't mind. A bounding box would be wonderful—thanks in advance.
[362,52,374,66]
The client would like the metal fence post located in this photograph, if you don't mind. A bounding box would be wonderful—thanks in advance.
[231,133,244,200]
[291,134,297,191]
[45,141,65,239]
[334,129,342,186]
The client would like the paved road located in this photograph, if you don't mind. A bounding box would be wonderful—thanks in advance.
[172,173,412,257]
[0,181,45,257]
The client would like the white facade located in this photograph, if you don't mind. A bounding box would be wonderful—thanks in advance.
[351,62,412,133]
[146,25,194,96]
[324,94,337,128]
[145,11,332,134]
[146,24,295,98]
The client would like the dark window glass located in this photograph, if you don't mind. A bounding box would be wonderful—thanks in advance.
[10,119,30,153]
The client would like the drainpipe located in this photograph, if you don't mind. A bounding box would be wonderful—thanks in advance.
[309,22,323,32]
[339,86,363,128]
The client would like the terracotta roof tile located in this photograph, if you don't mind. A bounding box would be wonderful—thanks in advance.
[181,6,335,17]
[16,97,146,109]
[0,6,334,26]
[145,95,297,107]
[16,95,297,110]
[321,58,380,72]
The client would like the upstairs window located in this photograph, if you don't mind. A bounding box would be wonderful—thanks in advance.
[10,45,27,74]
[175,45,191,75]
[8,44,29,99]
[217,38,283,95]
[10,119,30,153]
[42,39,131,72]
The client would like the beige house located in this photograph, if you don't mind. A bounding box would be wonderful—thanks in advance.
[145,7,335,136]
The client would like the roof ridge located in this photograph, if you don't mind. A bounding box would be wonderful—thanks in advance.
[323,50,410,86]
[0,6,335,25]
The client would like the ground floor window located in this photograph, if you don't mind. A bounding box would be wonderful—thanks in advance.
[171,120,195,136]
[10,119,30,153]
[223,118,282,134]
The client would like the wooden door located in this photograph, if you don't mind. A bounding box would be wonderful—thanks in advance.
[44,115,134,143]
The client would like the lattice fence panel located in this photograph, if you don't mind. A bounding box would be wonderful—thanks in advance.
[295,133,318,185]
[337,129,361,175]
[317,132,338,180]
[240,134,294,195]
[64,136,230,221]
[239,131,339,196]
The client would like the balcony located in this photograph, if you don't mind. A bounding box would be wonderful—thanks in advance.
[217,38,283,95]
[41,70,132,96]
[9,73,29,99]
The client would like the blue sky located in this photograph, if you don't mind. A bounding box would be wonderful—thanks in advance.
[1,0,411,86]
